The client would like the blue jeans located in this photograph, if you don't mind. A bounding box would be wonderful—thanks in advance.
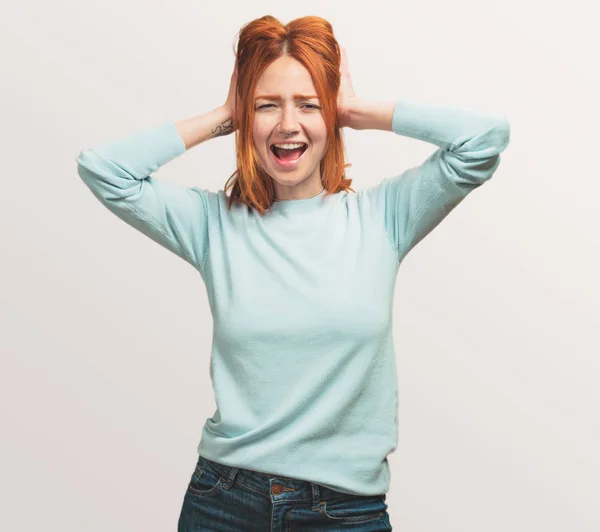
[178,454,393,531]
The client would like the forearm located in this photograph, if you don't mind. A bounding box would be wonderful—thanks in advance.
[175,106,234,150]
[346,99,396,131]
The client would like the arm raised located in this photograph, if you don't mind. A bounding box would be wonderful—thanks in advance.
[358,98,510,261]
[76,106,234,272]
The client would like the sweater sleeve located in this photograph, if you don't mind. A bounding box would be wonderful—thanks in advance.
[370,99,510,262]
[76,121,210,272]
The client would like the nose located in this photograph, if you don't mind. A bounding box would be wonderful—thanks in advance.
[278,104,301,136]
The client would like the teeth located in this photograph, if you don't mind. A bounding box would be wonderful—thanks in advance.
[272,143,306,150]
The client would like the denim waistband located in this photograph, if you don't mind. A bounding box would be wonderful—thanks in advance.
[196,454,386,504]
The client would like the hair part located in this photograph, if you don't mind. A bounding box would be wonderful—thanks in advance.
[224,15,354,216]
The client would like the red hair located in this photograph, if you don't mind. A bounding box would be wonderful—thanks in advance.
[224,15,354,216]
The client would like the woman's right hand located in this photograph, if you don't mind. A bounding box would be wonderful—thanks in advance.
[222,59,239,131]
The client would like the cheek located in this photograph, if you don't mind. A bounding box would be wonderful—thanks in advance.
[253,134,271,156]
[308,121,328,150]
[252,117,271,139]
[313,134,329,154]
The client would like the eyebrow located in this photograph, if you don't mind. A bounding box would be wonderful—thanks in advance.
[255,94,319,101]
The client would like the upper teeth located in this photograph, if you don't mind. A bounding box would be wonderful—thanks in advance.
[273,143,306,149]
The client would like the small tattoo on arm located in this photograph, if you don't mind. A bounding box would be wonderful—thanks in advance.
[212,118,234,137]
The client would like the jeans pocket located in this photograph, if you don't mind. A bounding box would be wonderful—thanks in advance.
[186,462,223,498]
[319,495,386,524]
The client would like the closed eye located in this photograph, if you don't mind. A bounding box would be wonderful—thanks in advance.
[256,103,320,110]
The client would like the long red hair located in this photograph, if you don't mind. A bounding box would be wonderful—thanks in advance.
[224,15,354,216]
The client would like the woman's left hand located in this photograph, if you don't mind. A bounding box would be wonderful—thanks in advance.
[337,47,357,129]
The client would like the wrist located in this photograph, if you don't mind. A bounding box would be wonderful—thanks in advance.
[346,99,396,131]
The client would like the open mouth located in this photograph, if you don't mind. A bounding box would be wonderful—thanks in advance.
[270,143,308,163]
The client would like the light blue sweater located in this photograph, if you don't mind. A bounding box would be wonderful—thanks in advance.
[76,99,510,495]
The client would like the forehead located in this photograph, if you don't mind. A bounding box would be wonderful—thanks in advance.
[254,55,317,97]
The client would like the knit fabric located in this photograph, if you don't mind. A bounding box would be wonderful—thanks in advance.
[76,99,510,495]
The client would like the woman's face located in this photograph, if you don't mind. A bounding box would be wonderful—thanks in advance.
[252,54,328,197]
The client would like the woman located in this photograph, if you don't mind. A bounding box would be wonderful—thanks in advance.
[76,14,510,532]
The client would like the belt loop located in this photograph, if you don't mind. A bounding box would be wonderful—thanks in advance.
[311,483,322,511]
[222,466,239,491]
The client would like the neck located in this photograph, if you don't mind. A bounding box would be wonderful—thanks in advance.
[273,185,325,202]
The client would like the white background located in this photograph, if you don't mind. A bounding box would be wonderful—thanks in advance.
[1,1,598,530]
